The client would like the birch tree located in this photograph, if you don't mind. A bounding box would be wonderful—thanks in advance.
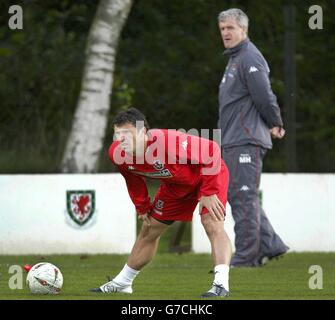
[61,0,133,173]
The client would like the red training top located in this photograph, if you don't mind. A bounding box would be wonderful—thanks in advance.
[109,129,228,215]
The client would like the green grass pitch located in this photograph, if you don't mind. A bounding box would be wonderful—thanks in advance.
[1,183,334,300]
[0,252,334,300]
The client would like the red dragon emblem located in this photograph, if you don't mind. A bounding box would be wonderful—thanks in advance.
[66,190,95,226]
[72,195,90,218]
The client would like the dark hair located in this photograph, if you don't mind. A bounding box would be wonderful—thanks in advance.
[112,107,150,130]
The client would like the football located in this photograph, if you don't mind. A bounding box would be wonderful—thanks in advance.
[26,262,63,294]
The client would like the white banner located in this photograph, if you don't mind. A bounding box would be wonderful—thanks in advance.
[0,174,135,254]
[192,174,335,252]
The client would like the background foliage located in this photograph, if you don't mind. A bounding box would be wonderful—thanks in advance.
[1,0,334,173]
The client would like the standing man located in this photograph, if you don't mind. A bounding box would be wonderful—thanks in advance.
[90,108,232,297]
[217,8,289,267]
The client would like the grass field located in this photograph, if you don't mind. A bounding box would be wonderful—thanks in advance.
[1,183,334,301]
[0,252,334,300]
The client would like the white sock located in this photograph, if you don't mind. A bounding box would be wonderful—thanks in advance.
[213,264,230,291]
[112,264,140,286]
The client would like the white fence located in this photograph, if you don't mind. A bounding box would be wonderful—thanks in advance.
[0,174,135,254]
[1,173,334,255]
[192,173,335,252]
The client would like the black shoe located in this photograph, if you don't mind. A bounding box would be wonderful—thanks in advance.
[270,251,288,260]
[88,275,111,293]
[88,287,103,293]
[259,250,288,266]
[201,284,229,298]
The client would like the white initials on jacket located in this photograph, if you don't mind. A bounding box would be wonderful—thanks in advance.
[239,154,252,163]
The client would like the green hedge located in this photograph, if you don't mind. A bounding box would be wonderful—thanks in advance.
[1,0,334,173]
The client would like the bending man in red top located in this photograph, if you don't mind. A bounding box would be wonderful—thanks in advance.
[90,108,232,298]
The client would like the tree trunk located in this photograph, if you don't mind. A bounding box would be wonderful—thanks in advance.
[61,0,133,173]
